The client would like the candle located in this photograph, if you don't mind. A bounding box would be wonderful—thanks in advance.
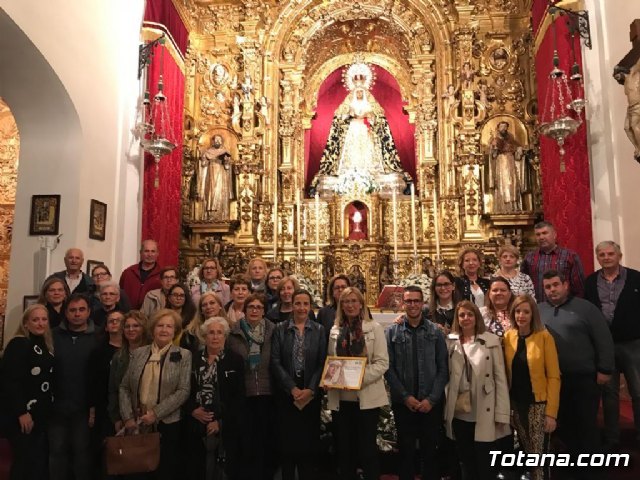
[339,202,344,241]
[314,193,320,264]
[432,185,441,258]
[296,189,302,259]
[392,188,398,261]
[410,183,418,258]
[273,186,278,261]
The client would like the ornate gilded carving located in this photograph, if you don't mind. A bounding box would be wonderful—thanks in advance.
[178,0,541,287]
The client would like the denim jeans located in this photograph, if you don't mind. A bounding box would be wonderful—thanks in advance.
[49,411,92,480]
[601,338,640,444]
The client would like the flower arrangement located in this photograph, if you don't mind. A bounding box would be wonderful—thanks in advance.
[334,168,379,195]
[398,273,432,303]
[291,273,324,307]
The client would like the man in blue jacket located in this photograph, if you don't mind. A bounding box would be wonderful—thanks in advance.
[585,240,640,450]
[385,285,448,480]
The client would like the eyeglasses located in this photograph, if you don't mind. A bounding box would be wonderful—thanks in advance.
[202,267,217,271]
[170,293,185,299]
[92,272,109,278]
[435,282,453,288]
[246,305,264,311]
[268,276,283,281]
[108,318,123,324]
[162,275,177,280]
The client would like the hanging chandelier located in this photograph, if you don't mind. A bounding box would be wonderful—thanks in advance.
[138,34,176,187]
[538,3,589,172]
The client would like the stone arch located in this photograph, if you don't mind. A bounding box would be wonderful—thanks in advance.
[0,9,83,342]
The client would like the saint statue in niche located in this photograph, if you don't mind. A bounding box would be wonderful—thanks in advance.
[310,59,410,194]
[487,121,526,213]
[198,134,235,221]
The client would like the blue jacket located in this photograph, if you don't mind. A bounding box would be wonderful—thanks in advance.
[385,317,448,406]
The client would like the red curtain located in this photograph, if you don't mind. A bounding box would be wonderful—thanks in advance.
[305,66,416,192]
[141,0,186,267]
[144,0,188,55]
[533,0,594,273]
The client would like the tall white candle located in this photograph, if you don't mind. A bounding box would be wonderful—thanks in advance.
[273,187,278,261]
[392,188,398,261]
[296,189,302,258]
[315,193,320,264]
[432,185,441,258]
[410,183,418,258]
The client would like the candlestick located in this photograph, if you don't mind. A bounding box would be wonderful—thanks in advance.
[273,187,278,261]
[410,183,418,258]
[314,194,320,264]
[392,188,398,261]
[432,185,441,258]
[296,189,302,259]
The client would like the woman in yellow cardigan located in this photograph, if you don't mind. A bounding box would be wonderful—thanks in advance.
[504,294,561,480]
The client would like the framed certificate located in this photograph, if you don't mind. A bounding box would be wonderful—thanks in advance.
[320,356,367,390]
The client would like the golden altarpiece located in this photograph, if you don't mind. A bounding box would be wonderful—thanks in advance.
[176,0,541,305]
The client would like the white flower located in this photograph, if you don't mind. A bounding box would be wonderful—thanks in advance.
[398,274,432,303]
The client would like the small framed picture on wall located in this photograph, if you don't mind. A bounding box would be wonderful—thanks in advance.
[23,295,40,311]
[86,260,104,276]
[89,199,107,241]
[29,195,61,235]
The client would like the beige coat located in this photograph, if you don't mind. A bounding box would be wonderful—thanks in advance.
[444,332,511,442]
[119,344,192,425]
[327,320,389,411]
[141,288,166,320]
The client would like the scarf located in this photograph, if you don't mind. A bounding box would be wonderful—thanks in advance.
[195,349,224,409]
[336,318,367,357]
[200,281,220,295]
[240,318,265,371]
[139,342,172,412]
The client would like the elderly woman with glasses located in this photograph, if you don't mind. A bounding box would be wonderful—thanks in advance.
[185,317,245,480]
[92,281,130,329]
[191,258,230,306]
[227,293,276,480]
[90,264,131,313]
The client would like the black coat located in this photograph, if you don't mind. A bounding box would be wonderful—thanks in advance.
[270,320,327,396]
[48,270,94,295]
[455,276,490,304]
[1,336,54,431]
[585,267,640,342]
[184,347,245,441]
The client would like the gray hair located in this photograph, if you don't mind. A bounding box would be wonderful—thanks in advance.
[200,316,230,337]
[99,281,120,293]
[595,241,622,255]
[534,221,554,230]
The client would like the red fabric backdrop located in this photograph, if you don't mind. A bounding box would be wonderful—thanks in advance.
[144,0,188,55]
[141,0,185,267]
[305,66,416,192]
[533,0,594,273]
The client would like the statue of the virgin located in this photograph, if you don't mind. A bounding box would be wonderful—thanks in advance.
[310,59,410,195]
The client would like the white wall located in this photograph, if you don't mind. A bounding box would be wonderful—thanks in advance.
[0,0,145,341]
[584,0,640,269]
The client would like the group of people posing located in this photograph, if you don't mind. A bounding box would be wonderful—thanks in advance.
[1,220,638,480]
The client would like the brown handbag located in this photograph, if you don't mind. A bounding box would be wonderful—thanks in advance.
[104,430,161,475]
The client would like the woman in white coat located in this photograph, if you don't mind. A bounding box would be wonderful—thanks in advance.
[444,300,510,480]
[327,287,389,480]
